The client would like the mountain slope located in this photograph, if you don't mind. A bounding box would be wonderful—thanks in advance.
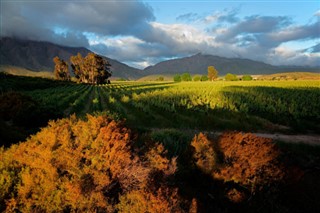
[0,37,142,79]
[144,53,319,75]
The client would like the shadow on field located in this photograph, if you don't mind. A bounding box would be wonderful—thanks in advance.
[220,86,320,132]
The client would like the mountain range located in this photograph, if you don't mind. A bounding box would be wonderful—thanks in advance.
[144,53,319,76]
[0,37,142,79]
[0,37,319,79]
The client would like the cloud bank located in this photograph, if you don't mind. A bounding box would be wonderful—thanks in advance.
[1,0,319,68]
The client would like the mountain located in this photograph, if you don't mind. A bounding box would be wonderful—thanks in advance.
[144,53,319,75]
[0,37,142,79]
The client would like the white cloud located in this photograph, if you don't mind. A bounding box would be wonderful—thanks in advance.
[1,1,319,68]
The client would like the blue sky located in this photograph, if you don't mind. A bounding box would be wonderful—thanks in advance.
[1,0,319,68]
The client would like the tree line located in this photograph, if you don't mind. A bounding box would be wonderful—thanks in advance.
[53,53,112,84]
[173,66,253,82]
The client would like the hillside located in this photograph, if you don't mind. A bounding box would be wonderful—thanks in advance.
[0,37,142,79]
[0,65,54,78]
[144,53,319,76]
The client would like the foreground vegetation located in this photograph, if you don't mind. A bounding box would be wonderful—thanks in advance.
[1,73,319,212]
[1,115,319,212]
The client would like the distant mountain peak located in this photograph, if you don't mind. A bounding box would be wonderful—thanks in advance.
[144,53,319,75]
[0,37,143,79]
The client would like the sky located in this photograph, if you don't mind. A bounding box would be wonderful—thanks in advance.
[1,0,319,69]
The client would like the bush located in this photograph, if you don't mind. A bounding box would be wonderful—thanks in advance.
[191,132,285,193]
[191,133,217,174]
[0,115,183,212]
[242,75,253,81]
[200,75,209,81]
[173,74,181,82]
[181,73,192,81]
[225,73,238,81]
[193,75,201,81]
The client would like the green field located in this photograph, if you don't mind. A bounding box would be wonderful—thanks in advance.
[1,73,319,141]
[28,80,320,131]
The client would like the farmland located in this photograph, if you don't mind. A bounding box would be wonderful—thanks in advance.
[12,78,320,131]
[1,73,320,212]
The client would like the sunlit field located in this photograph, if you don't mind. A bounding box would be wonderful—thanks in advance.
[22,79,320,132]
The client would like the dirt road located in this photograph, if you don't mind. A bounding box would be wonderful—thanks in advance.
[254,133,320,146]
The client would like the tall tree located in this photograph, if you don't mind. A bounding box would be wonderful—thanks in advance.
[53,56,70,81]
[70,53,112,84]
[208,66,218,81]
[70,53,84,82]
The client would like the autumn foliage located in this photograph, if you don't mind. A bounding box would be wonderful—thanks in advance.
[1,113,313,212]
[53,56,70,81]
[0,115,182,212]
[191,132,285,202]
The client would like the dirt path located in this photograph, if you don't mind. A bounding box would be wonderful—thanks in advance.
[254,133,320,146]
[206,131,320,146]
[150,128,320,146]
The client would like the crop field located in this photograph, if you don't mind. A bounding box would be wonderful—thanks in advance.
[20,80,320,132]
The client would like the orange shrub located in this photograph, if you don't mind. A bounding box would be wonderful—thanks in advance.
[214,132,285,189]
[146,143,177,176]
[191,133,217,174]
[191,132,285,193]
[0,115,183,212]
[117,187,181,213]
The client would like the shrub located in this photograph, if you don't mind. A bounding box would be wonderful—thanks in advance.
[173,74,181,82]
[181,73,192,81]
[200,75,209,81]
[191,132,285,192]
[213,132,285,189]
[193,75,201,81]
[191,133,217,174]
[117,188,181,213]
[242,75,253,81]
[0,115,183,212]
[225,73,238,81]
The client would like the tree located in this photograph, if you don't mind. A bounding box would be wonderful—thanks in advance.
[181,73,192,81]
[70,53,112,84]
[242,75,253,81]
[173,74,181,82]
[225,73,238,81]
[70,53,84,82]
[208,66,218,81]
[193,75,201,81]
[53,56,70,81]
[201,75,208,81]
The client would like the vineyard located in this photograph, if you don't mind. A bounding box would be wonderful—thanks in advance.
[1,72,319,135]
[20,80,320,133]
